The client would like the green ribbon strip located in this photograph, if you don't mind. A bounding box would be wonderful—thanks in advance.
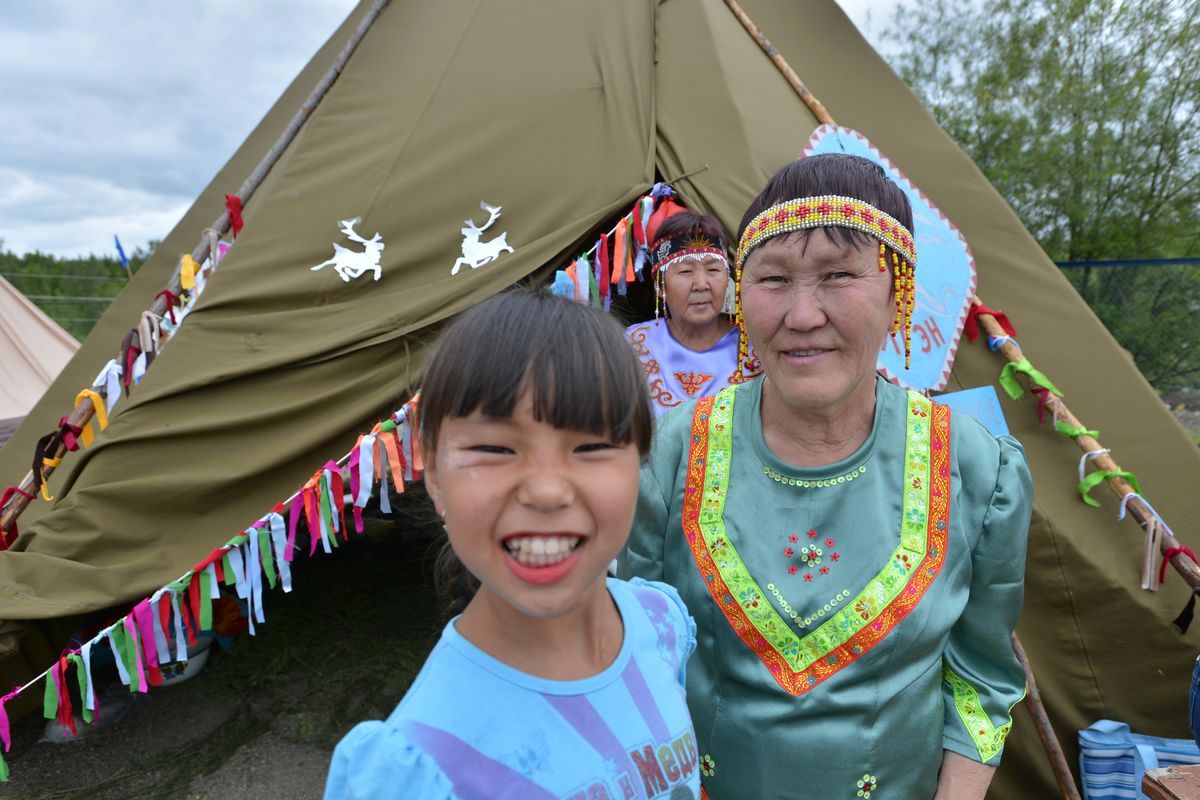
[379,419,397,433]
[199,570,214,632]
[42,669,57,720]
[1055,421,1099,439]
[67,654,92,724]
[1079,469,1143,507]
[107,624,135,693]
[221,553,237,586]
[998,357,1063,400]
[0,751,8,782]
[318,474,339,549]
[259,529,277,589]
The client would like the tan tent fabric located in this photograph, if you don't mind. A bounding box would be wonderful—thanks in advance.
[0,276,79,420]
[1,1,1198,795]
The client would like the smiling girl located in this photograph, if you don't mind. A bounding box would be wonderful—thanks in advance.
[325,290,701,800]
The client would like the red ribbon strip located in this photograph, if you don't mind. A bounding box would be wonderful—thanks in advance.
[1160,545,1200,585]
[121,331,142,394]
[225,194,244,238]
[57,418,83,452]
[0,486,33,549]
[1032,387,1054,425]
[55,657,76,737]
[154,290,180,324]
[964,302,1018,343]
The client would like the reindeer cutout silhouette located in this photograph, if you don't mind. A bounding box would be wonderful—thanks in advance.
[451,202,514,276]
[311,217,385,282]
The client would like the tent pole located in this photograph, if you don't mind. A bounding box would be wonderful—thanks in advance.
[0,0,392,538]
[971,300,1200,593]
[721,0,834,126]
[1013,634,1084,800]
[721,5,1087,797]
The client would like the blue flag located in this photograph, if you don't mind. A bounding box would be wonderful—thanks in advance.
[114,234,129,274]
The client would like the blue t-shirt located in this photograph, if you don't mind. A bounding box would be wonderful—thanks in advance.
[324,578,700,800]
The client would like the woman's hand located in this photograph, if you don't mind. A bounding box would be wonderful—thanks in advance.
[933,750,996,800]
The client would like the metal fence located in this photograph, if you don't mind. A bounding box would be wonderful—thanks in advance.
[1058,258,1200,393]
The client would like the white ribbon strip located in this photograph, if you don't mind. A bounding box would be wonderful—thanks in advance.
[108,628,131,686]
[150,593,170,666]
[131,352,148,385]
[171,591,188,663]
[91,359,123,414]
[401,416,415,483]
[205,563,219,596]
[1078,449,1112,482]
[80,640,96,711]
[378,463,392,515]
[227,546,249,601]
[356,434,376,509]
[248,530,265,626]
[268,512,292,593]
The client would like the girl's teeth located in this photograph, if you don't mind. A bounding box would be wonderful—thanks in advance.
[504,536,581,567]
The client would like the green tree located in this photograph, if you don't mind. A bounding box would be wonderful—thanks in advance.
[0,242,156,341]
[887,0,1200,390]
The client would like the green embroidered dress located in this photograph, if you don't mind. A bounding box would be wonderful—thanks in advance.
[620,376,1031,799]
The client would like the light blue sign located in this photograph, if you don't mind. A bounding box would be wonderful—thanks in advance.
[803,126,977,391]
[936,385,1010,437]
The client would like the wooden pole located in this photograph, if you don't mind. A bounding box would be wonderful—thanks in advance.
[0,0,392,537]
[720,6,1093,797]
[1012,634,1084,800]
[971,299,1200,593]
[722,0,835,126]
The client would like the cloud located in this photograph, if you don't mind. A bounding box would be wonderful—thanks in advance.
[0,0,357,256]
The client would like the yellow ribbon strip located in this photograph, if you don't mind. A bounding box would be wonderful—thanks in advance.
[39,456,62,501]
[74,389,109,447]
[180,254,200,291]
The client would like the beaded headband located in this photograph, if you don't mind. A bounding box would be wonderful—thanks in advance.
[732,194,918,370]
[735,195,916,270]
[651,232,728,276]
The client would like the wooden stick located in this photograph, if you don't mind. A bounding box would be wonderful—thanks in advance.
[0,0,392,537]
[1012,633,1083,800]
[722,0,835,125]
[971,298,1200,593]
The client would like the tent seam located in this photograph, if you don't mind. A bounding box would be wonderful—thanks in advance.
[359,0,488,214]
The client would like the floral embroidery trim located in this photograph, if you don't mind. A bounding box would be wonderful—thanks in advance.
[762,462,867,487]
[626,325,681,410]
[767,585,851,630]
[681,386,951,695]
[675,371,715,397]
[942,664,1019,762]
[700,754,716,777]
[857,773,878,798]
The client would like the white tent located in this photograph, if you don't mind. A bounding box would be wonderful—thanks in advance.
[0,276,79,423]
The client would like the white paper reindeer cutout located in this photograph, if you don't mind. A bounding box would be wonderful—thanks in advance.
[311,217,385,282]
[451,202,514,276]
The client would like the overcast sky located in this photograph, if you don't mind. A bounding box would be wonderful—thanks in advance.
[0,0,896,258]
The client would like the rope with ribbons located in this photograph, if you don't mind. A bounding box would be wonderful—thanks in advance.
[0,395,421,781]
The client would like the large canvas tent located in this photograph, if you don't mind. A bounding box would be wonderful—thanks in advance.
[2,1,1198,795]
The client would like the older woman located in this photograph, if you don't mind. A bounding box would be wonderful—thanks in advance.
[625,211,754,416]
[621,154,1031,799]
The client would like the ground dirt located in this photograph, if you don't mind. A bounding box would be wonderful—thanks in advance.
[1,500,443,800]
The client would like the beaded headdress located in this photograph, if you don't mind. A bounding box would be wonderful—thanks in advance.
[732,194,918,370]
[651,230,730,320]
